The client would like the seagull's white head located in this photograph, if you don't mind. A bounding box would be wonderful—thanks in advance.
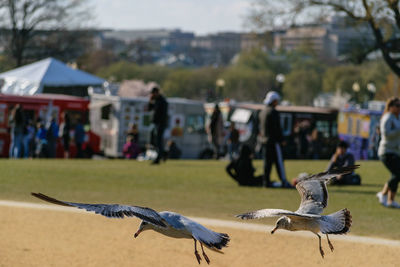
[271,216,290,234]
[134,221,152,238]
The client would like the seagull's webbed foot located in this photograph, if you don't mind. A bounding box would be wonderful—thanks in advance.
[194,239,202,264]
[317,234,324,258]
[200,242,210,265]
[326,234,334,252]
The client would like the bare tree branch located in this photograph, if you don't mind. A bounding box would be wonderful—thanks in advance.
[0,0,92,66]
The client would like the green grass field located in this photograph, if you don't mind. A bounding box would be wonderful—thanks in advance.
[1,159,398,240]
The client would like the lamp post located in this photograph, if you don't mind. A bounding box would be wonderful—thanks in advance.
[367,82,376,101]
[352,82,360,103]
[216,78,225,100]
[275,73,285,95]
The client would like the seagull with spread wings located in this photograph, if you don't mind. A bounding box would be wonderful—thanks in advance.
[31,193,229,264]
[236,165,358,258]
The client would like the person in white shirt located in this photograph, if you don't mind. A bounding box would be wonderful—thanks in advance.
[376,97,400,208]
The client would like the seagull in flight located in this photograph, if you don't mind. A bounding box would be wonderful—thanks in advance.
[236,165,358,258]
[31,193,229,264]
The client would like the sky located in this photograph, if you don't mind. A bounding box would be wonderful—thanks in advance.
[91,0,252,35]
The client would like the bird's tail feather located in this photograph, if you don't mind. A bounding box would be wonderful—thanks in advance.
[320,208,352,235]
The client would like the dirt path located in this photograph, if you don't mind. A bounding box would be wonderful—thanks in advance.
[0,204,398,267]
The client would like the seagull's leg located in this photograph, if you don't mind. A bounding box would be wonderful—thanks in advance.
[193,239,201,264]
[326,234,334,252]
[316,233,324,258]
[200,242,210,265]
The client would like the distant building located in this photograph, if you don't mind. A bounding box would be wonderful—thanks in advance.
[273,15,375,61]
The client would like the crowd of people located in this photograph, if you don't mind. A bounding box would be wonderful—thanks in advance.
[222,90,365,189]
[8,105,86,159]
[10,85,400,209]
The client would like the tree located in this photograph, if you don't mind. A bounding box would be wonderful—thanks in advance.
[221,66,275,101]
[248,0,400,76]
[283,69,322,105]
[235,48,289,73]
[77,49,117,74]
[322,60,391,100]
[0,0,91,66]
[162,67,221,99]
[96,61,171,85]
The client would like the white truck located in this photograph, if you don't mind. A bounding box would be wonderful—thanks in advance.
[89,94,208,158]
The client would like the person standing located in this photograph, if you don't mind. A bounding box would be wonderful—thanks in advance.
[376,97,400,208]
[9,104,25,158]
[259,91,291,188]
[23,120,35,158]
[227,122,240,160]
[148,86,168,164]
[74,118,85,158]
[208,103,224,159]
[60,112,71,158]
[46,117,59,158]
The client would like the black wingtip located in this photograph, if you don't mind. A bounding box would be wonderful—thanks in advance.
[235,213,252,220]
[31,192,72,207]
[329,165,360,175]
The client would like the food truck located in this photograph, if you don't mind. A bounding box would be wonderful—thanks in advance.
[205,101,338,159]
[337,108,382,160]
[0,93,100,158]
[89,94,208,158]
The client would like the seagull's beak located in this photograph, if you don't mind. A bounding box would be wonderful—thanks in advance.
[134,229,142,238]
[271,227,278,234]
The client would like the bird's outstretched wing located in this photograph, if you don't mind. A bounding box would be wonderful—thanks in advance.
[295,165,359,215]
[236,208,319,220]
[31,192,167,228]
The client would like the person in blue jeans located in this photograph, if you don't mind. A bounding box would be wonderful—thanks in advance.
[23,120,35,158]
[9,104,25,158]
[227,122,240,160]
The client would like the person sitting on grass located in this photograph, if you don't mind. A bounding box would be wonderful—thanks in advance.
[123,136,140,159]
[327,141,361,185]
[226,144,263,187]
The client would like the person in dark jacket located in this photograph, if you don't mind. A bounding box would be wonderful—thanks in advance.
[74,119,85,158]
[226,144,263,186]
[327,141,361,185]
[148,86,168,164]
[259,91,291,188]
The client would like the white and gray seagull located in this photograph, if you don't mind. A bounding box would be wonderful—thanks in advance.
[31,193,229,264]
[236,165,358,258]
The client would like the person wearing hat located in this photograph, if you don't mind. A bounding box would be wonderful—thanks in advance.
[327,140,360,185]
[259,91,291,188]
[148,86,168,164]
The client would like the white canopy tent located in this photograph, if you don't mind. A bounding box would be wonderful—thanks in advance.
[0,57,105,96]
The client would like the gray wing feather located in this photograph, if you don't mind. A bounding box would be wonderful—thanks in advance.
[295,180,327,215]
[236,209,319,220]
[295,165,359,215]
[298,165,359,183]
[31,192,167,228]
